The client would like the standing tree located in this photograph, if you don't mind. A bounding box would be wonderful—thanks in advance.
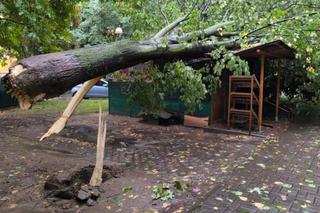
[0,0,80,61]
[72,0,124,46]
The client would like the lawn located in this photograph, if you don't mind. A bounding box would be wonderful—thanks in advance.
[10,99,108,114]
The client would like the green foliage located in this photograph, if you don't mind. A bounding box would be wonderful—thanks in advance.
[123,61,208,115]
[73,0,124,46]
[207,46,250,92]
[174,181,191,192]
[266,60,320,119]
[162,61,207,114]
[0,0,79,60]
[114,0,319,74]
[122,186,133,193]
[152,183,175,201]
[126,64,165,116]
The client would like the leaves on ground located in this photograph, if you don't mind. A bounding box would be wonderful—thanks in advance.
[152,184,175,201]
[122,186,133,193]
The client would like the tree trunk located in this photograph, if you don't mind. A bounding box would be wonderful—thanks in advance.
[3,39,238,109]
[89,105,107,187]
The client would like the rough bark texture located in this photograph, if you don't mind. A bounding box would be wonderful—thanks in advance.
[3,39,238,108]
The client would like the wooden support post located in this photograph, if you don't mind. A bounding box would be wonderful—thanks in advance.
[249,76,253,134]
[275,60,281,122]
[258,55,265,132]
[227,75,232,128]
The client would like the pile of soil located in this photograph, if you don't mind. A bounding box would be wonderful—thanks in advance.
[44,164,123,207]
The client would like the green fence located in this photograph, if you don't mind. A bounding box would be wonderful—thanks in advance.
[108,81,211,117]
[0,79,18,108]
[108,82,140,116]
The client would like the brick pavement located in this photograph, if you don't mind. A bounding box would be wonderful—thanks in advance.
[190,124,320,213]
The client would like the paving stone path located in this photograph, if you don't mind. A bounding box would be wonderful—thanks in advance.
[190,124,320,213]
[1,112,319,213]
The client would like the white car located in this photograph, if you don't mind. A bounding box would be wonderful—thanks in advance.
[71,79,108,98]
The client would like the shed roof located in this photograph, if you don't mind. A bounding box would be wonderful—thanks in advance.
[233,40,295,59]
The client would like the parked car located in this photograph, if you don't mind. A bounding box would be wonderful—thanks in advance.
[71,79,108,98]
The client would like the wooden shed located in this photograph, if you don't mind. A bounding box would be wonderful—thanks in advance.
[211,40,295,132]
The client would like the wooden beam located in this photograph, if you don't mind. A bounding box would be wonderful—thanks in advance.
[256,49,287,59]
[258,55,265,131]
[275,60,281,122]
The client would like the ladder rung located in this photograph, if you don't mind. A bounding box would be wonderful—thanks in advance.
[231,92,252,97]
[228,74,261,133]
[230,108,250,114]
[230,108,258,119]
[230,76,253,79]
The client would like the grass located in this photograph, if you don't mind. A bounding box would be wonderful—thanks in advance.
[10,99,108,114]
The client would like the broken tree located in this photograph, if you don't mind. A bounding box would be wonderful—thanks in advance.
[90,106,107,187]
[3,19,240,110]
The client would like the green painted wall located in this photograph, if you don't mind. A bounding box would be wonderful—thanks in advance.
[108,81,211,117]
[108,82,140,116]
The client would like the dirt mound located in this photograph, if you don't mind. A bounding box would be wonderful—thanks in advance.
[44,164,123,207]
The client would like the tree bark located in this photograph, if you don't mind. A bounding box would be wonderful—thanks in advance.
[3,39,239,109]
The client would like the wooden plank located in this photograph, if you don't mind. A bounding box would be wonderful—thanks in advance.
[258,55,265,131]
[275,60,281,122]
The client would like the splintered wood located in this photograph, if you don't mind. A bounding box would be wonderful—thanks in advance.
[89,105,107,187]
[40,77,101,141]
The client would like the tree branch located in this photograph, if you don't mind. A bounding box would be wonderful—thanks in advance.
[158,2,169,25]
[175,21,234,42]
[247,12,317,36]
[153,15,189,39]
[152,0,199,39]
[0,17,25,26]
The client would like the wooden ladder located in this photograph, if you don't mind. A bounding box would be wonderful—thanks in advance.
[227,75,260,133]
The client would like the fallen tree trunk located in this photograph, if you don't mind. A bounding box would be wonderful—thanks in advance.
[3,39,239,109]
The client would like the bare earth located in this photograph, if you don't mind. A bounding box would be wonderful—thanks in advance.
[0,110,319,213]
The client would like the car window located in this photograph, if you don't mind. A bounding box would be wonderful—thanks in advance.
[95,81,106,86]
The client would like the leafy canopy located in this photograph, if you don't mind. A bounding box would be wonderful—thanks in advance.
[0,0,79,60]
